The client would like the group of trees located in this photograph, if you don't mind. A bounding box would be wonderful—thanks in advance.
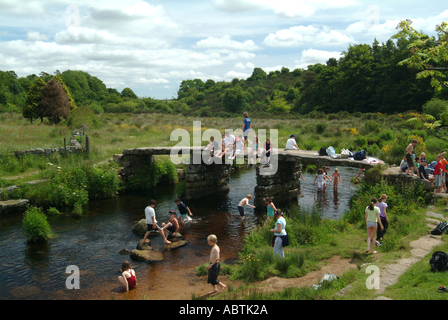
[0,20,447,122]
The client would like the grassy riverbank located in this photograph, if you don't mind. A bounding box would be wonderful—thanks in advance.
[195,179,448,300]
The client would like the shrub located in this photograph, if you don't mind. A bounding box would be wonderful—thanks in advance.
[363,120,381,134]
[47,207,61,216]
[22,206,53,243]
[315,123,327,134]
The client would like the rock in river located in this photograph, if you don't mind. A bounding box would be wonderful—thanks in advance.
[0,199,29,214]
[130,249,164,262]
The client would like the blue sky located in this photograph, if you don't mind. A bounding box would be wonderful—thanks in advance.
[0,0,447,99]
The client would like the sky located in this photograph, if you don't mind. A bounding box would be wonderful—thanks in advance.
[0,0,447,99]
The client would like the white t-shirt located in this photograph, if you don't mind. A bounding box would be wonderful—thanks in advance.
[145,206,156,224]
[286,138,297,150]
[224,135,235,146]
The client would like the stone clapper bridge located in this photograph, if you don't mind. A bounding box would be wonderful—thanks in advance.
[113,147,380,207]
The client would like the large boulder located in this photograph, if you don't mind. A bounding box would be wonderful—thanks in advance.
[130,249,164,262]
[132,219,147,236]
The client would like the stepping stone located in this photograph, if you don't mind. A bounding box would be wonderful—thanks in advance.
[426,211,445,219]
[130,249,163,262]
[136,240,153,251]
[163,240,188,251]
[167,232,185,242]
[0,199,29,214]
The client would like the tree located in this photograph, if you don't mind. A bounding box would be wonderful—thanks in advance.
[267,91,290,114]
[41,78,70,124]
[23,78,46,123]
[121,87,138,100]
[222,85,246,113]
[248,68,267,81]
[393,20,448,92]
[54,75,77,110]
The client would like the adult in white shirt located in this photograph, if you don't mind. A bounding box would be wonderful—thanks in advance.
[224,131,236,158]
[285,134,300,150]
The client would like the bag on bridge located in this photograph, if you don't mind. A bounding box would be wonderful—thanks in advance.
[326,146,335,156]
[353,150,366,161]
[319,147,327,156]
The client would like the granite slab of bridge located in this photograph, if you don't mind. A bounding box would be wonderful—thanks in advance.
[112,147,378,207]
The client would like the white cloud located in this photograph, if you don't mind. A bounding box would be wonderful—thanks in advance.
[212,0,358,18]
[26,31,49,42]
[235,62,255,70]
[294,49,342,69]
[224,70,251,79]
[195,35,261,51]
[133,78,170,85]
[264,25,355,47]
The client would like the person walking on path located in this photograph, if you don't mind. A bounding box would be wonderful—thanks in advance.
[365,197,384,254]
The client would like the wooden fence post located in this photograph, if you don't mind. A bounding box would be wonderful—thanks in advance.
[86,135,90,154]
[64,138,67,157]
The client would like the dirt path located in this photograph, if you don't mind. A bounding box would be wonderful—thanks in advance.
[373,207,446,296]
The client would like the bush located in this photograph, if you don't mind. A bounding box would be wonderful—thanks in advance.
[22,206,53,243]
[315,123,327,134]
[422,98,448,119]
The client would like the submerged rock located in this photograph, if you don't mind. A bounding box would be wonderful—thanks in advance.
[167,232,185,242]
[119,249,131,255]
[136,240,152,251]
[9,285,41,298]
[130,249,164,262]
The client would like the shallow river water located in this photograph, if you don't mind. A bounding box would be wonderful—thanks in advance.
[0,166,360,300]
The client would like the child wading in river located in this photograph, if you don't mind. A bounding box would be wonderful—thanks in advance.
[237,194,256,221]
[118,261,137,292]
[331,168,343,191]
[206,234,226,294]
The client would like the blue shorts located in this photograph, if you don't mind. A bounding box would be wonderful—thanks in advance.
[435,175,442,187]
[238,206,245,216]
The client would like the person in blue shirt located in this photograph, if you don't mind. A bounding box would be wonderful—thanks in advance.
[242,112,252,148]
[174,198,193,223]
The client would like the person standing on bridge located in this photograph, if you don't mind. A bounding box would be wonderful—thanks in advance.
[242,112,252,149]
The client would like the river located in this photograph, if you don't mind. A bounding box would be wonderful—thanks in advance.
[0,166,360,300]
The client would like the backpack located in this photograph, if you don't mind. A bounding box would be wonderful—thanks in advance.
[319,147,327,156]
[353,150,366,161]
[326,146,335,156]
[340,148,350,158]
[431,222,448,235]
[430,251,448,272]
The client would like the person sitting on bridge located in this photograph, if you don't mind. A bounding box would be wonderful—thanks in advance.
[285,134,300,151]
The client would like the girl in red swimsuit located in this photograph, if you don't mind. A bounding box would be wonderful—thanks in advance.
[118,261,137,292]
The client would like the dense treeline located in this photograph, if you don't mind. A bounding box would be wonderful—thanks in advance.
[0,25,447,120]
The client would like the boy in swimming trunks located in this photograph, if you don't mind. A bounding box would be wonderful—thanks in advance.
[174,198,193,223]
[238,194,256,221]
[161,211,180,238]
[206,234,226,294]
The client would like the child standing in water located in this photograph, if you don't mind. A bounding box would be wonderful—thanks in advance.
[331,168,343,191]
[206,234,226,294]
[314,169,330,192]
[263,197,277,223]
[238,194,256,221]
[174,198,193,223]
[118,261,137,292]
